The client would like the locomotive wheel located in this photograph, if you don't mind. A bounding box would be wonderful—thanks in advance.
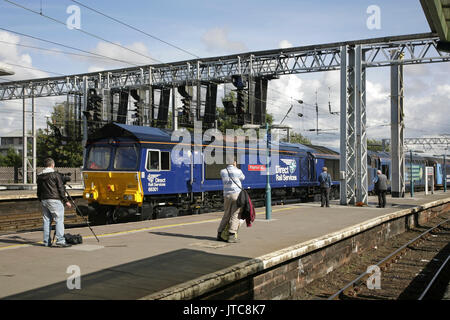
[106,208,119,224]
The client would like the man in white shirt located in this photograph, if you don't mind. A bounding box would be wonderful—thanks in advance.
[217,155,245,243]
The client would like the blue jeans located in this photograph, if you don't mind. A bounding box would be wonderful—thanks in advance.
[42,199,66,245]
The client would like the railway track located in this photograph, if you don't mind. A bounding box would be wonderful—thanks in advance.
[328,217,450,300]
[296,212,450,300]
[0,198,87,233]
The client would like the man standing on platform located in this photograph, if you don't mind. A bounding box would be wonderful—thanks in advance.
[318,167,332,207]
[217,155,245,243]
[37,158,72,247]
[374,170,388,208]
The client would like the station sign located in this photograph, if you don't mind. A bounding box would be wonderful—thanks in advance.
[248,164,266,171]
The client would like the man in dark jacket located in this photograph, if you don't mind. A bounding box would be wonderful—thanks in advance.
[318,167,332,207]
[374,170,388,208]
[37,158,72,247]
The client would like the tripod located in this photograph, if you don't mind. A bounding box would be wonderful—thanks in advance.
[65,184,100,242]
[51,185,100,244]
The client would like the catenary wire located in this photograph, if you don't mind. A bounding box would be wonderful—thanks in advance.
[70,0,201,59]
[4,0,159,64]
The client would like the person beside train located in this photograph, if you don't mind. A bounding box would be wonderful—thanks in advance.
[217,154,245,243]
[37,158,72,247]
[373,170,388,208]
[318,167,332,207]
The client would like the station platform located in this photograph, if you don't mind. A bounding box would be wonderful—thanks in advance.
[0,185,84,201]
[0,191,448,300]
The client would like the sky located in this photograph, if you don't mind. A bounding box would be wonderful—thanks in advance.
[0,0,449,154]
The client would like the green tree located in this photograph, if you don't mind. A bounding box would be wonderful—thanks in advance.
[367,138,389,152]
[0,147,22,167]
[37,102,83,167]
[283,132,311,144]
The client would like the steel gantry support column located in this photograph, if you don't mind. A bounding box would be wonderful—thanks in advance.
[340,45,368,205]
[31,93,36,185]
[355,45,368,204]
[390,50,405,198]
[340,45,357,205]
[82,76,88,168]
[340,46,348,204]
[22,89,27,184]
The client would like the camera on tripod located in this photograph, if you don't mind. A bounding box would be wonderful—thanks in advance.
[57,172,72,185]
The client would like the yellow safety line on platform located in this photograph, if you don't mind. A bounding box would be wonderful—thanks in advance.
[83,206,294,240]
[0,206,295,251]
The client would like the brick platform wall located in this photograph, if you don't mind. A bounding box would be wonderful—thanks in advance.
[200,202,450,300]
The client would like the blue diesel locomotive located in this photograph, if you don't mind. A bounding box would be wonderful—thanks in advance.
[82,123,340,223]
[81,123,448,223]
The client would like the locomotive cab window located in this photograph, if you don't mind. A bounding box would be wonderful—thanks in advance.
[114,146,138,170]
[86,146,111,170]
[161,151,170,170]
[146,150,170,171]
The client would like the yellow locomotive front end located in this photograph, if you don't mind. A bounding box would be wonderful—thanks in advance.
[82,142,145,223]
[83,171,143,207]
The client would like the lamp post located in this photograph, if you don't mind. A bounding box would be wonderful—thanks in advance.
[265,123,293,220]
[244,120,294,220]
[444,153,447,192]
[410,150,414,197]
[243,122,272,220]
[265,122,271,220]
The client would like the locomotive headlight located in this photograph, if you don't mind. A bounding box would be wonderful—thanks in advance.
[85,193,90,199]
[123,194,134,201]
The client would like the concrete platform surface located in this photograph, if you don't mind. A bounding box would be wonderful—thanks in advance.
[0,191,448,300]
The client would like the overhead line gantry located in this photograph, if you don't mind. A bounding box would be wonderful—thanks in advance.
[1,32,449,205]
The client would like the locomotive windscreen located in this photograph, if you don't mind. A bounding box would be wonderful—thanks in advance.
[114,146,138,170]
[86,146,111,170]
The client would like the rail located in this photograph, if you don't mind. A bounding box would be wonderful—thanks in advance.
[418,254,450,300]
[328,217,450,300]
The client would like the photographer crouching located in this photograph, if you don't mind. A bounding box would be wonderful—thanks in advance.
[37,158,72,248]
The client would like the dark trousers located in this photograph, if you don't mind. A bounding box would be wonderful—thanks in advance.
[377,190,387,208]
[321,187,330,207]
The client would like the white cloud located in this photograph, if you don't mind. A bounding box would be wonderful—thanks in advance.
[0,31,48,80]
[278,40,293,49]
[201,27,247,53]
[0,31,62,136]
[85,41,155,71]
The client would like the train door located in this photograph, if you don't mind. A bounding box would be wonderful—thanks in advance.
[307,154,316,182]
[435,163,444,186]
[191,148,204,193]
[299,157,308,181]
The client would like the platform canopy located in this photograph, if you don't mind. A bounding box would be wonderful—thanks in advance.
[421,0,450,42]
[0,68,14,76]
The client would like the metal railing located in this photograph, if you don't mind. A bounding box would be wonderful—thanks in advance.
[0,167,83,184]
